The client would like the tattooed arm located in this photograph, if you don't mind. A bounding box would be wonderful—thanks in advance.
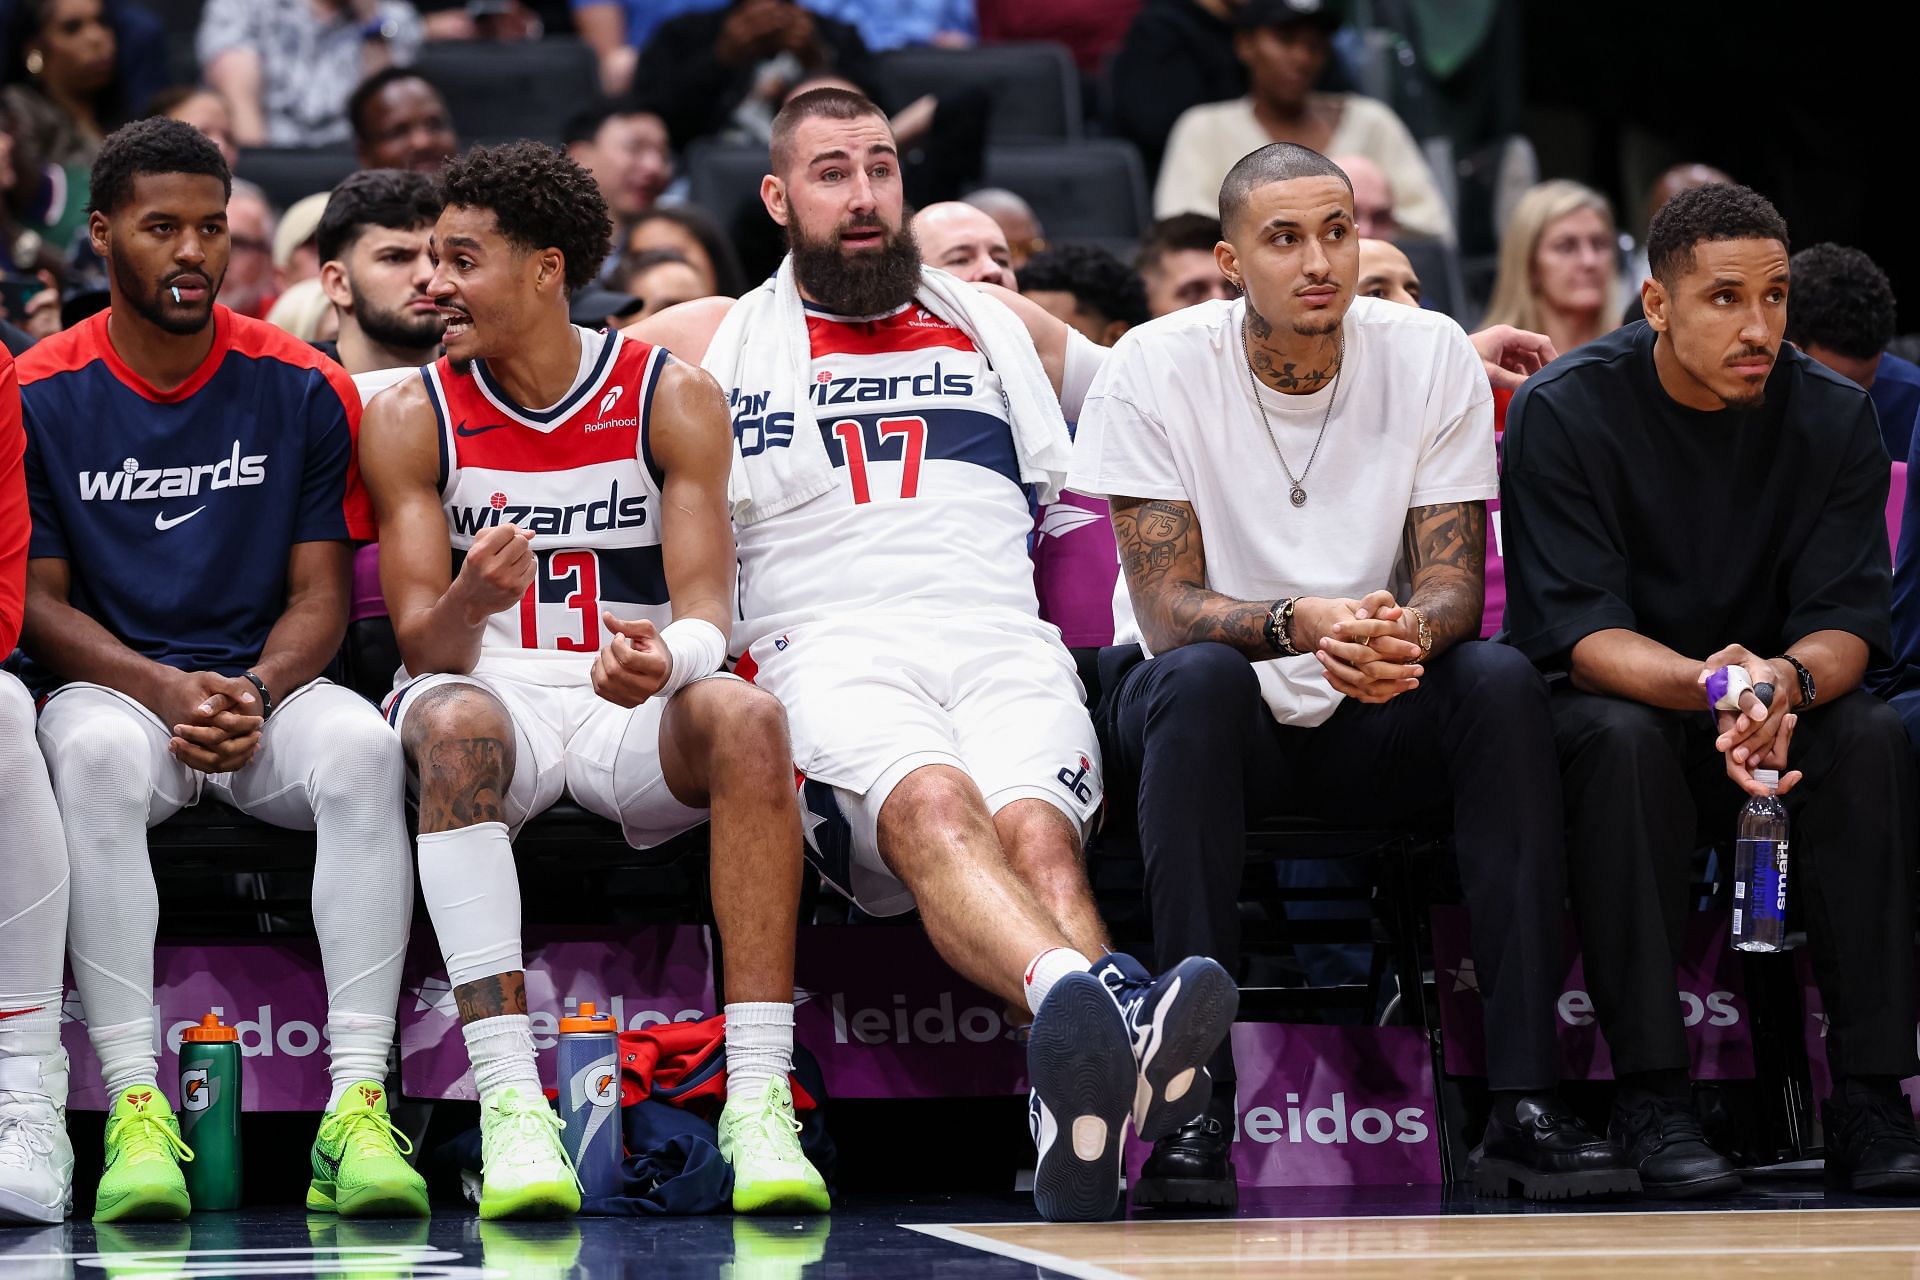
[1400,500,1487,657]
[1111,495,1276,659]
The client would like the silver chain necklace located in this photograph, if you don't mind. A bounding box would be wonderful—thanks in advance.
[1241,317,1342,508]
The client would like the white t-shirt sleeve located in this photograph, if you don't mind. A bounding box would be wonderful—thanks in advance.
[1069,334,1191,502]
[1408,323,1498,509]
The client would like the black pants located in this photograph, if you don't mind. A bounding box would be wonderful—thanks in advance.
[1097,640,1565,1093]
[1552,687,1919,1083]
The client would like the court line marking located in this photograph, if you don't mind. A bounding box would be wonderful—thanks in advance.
[922,1203,1920,1229]
[905,1225,1137,1280]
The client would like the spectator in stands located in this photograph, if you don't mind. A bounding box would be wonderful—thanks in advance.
[412,0,547,40]
[1073,142,1627,1210]
[624,205,746,296]
[1356,234,1417,306]
[346,66,456,175]
[19,117,426,1223]
[1786,243,1920,466]
[1333,152,1393,239]
[1622,162,1730,298]
[614,245,711,319]
[976,0,1137,76]
[222,177,276,318]
[148,86,238,172]
[272,189,328,295]
[913,200,1012,287]
[964,187,1043,269]
[1481,180,1620,358]
[0,98,75,318]
[1503,182,1920,1198]
[1018,242,1148,347]
[1137,212,1233,318]
[2,0,124,168]
[263,275,335,341]
[806,0,974,51]
[199,0,425,149]
[1153,0,1451,243]
[1108,0,1244,180]
[0,340,76,1226]
[633,0,872,150]
[315,166,441,383]
[573,0,726,96]
[1360,236,1555,391]
[563,102,673,229]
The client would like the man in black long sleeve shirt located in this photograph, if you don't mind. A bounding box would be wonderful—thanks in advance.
[1503,183,1920,1199]
[1106,0,1246,179]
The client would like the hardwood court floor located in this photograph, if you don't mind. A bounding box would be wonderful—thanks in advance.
[912,1206,1920,1279]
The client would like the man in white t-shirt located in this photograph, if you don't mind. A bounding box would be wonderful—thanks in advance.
[1072,143,1631,1208]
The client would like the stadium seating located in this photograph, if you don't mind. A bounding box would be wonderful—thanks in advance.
[873,43,1082,143]
[974,141,1151,245]
[415,37,600,148]
[234,147,358,211]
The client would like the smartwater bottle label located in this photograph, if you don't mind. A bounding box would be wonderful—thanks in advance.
[1737,838,1788,925]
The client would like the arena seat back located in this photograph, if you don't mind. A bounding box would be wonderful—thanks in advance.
[234,146,358,212]
[873,42,1082,143]
[415,37,599,147]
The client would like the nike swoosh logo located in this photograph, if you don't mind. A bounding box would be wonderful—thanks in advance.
[154,506,206,531]
[455,421,511,437]
[0,1006,46,1020]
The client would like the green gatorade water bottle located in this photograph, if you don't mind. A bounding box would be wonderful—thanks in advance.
[179,1012,244,1210]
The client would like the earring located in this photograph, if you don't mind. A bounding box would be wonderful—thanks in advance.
[24,49,42,76]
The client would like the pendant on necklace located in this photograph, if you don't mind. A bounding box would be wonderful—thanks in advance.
[1289,485,1308,508]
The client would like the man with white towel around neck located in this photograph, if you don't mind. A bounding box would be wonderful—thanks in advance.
[632,86,1237,1224]
[1071,142,1633,1208]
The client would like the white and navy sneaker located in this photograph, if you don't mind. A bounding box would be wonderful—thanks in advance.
[1092,953,1239,1143]
[1026,971,1134,1222]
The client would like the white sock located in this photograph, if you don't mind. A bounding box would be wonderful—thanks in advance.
[93,1017,159,1098]
[325,1012,397,1109]
[417,823,525,986]
[1023,948,1093,1017]
[724,1002,794,1103]
[464,1014,542,1106]
[0,988,61,1060]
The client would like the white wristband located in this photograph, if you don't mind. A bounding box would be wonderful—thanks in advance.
[657,618,728,699]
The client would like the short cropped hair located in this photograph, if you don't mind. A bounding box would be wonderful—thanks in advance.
[90,117,231,216]
[1136,213,1223,278]
[317,168,442,264]
[769,87,890,177]
[437,141,613,293]
[1017,244,1149,329]
[1219,142,1351,237]
[1647,182,1789,285]
[347,67,442,145]
[1784,243,1897,361]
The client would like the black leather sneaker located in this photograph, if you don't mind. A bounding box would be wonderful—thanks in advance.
[1130,1112,1237,1211]
[1824,1090,1920,1195]
[1608,1091,1741,1198]
[1472,1096,1640,1200]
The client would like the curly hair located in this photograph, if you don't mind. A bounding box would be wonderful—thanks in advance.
[1647,182,1789,286]
[317,168,442,265]
[1017,244,1149,330]
[1784,243,1896,360]
[437,141,613,293]
[89,117,230,217]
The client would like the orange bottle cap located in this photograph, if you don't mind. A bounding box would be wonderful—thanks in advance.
[181,1013,238,1043]
[558,1000,616,1034]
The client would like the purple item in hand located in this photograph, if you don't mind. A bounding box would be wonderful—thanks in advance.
[1706,665,1752,711]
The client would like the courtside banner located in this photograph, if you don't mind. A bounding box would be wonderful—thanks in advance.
[400,927,717,1101]
[792,925,1029,1098]
[1124,1024,1443,1187]
[1431,907,1755,1080]
[62,942,333,1111]
[1798,948,1920,1121]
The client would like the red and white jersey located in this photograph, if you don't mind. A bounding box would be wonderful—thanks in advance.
[422,326,672,684]
[733,300,1040,649]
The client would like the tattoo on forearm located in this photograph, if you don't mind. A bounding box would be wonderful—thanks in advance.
[453,971,527,1025]
[1402,501,1486,654]
[1111,496,1272,658]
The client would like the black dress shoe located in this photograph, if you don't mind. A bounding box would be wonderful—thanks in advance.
[1609,1091,1742,1198]
[1472,1096,1640,1200]
[1131,1114,1237,1210]
[1824,1090,1920,1194]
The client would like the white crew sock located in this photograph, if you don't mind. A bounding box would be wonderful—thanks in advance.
[326,1012,397,1109]
[93,1018,159,1098]
[464,1014,542,1106]
[1023,948,1093,1017]
[724,1002,795,1103]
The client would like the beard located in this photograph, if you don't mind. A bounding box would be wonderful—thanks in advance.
[353,280,444,351]
[110,243,221,336]
[788,213,923,317]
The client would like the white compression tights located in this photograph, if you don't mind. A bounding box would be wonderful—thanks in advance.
[0,673,69,1061]
[39,681,413,1101]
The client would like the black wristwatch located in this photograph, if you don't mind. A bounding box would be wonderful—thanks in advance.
[242,670,274,718]
[1778,654,1816,709]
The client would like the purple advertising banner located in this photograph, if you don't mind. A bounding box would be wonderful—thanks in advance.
[792,926,1029,1099]
[63,942,334,1112]
[400,927,717,1101]
[1797,949,1920,1121]
[1124,1024,1442,1187]
[1431,907,1754,1080]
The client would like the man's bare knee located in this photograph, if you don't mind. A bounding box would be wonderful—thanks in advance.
[402,684,516,832]
[997,798,1084,867]
[875,765,996,881]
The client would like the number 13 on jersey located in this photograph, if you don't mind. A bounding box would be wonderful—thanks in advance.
[518,549,601,650]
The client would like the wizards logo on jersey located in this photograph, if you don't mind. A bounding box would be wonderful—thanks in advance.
[1056,754,1095,804]
[445,479,649,536]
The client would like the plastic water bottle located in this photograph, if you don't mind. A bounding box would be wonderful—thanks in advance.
[557,1001,622,1198]
[1731,769,1790,952]
[179,1012,244,1210]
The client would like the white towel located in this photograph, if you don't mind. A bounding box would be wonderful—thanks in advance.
[704,256,1074,526]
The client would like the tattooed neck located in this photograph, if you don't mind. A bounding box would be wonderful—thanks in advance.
[1243,309,1341,395]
